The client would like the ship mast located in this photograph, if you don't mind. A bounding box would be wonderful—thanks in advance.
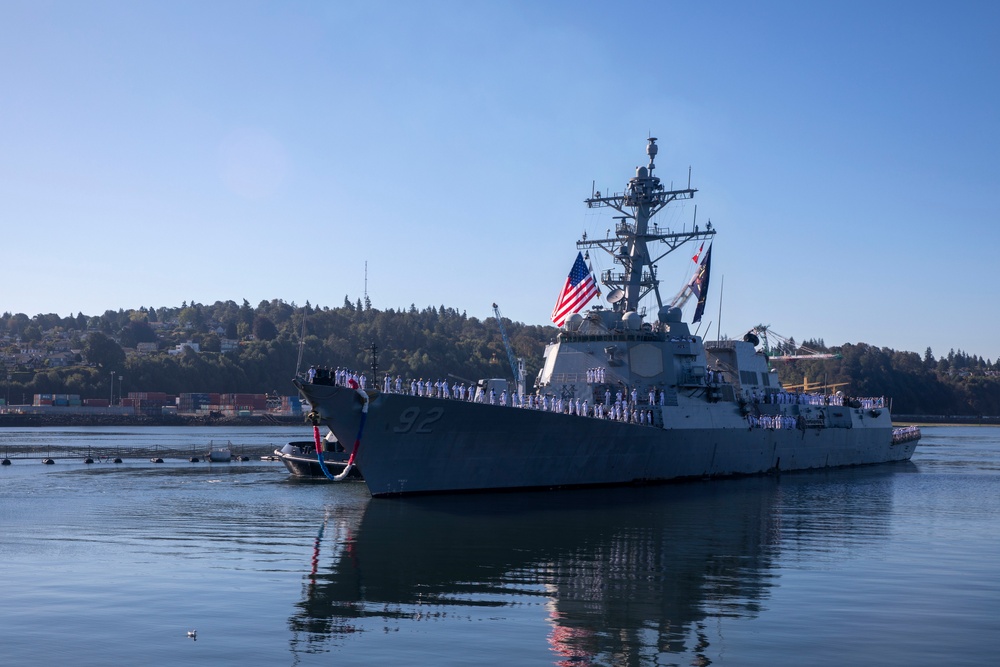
[578,138,715,315]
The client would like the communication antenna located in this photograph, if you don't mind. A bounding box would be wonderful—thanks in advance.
[716,275,724,343]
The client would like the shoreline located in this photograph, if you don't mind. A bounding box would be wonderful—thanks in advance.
[0,413,305,428]
[892,415,1000,426]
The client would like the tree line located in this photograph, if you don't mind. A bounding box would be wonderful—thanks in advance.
[1,299,549,402]
[2,300,998,416]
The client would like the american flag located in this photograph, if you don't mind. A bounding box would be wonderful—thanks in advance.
[551,252,600,326]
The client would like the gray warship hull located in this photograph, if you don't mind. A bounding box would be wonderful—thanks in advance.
[295,137,920,497]
[294,380,917,497]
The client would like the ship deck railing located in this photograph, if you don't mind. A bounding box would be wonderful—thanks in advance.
[558,331,666,343]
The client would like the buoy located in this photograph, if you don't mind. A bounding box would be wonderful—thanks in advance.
[84,457,94,464]
[189,456,200,463]
[113,457,123,464]
[150,457,164,463]
[43,458,55,465]
[2,458,11,465]
[187,630,197,640]
[239,455,249,462]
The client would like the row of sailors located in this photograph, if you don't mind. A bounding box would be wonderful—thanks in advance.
[751,389,842,406]
[310,371,483,401]
[399,377,473,400]
[307,366,368,389]
[746,413,802,429]
[320,369,678,415]
[311,366,661,407]
[892,425,921,443]
[377,375,675,412]
[313,364,631,395]
[748,403,898,432]
[511,393,656,425]
[368,373,659,425]
[858,396,886,409]
[311,368,886,417]
[751,389,887,409]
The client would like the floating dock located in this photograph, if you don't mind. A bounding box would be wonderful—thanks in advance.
[0,444,278,464]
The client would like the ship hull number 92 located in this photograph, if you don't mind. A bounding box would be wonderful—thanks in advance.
[394,407,444,434]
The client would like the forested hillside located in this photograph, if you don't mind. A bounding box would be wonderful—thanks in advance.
[2,300,998,416]
[0,299,550,402]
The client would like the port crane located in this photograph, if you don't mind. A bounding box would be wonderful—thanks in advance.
[747,325,847,394]
[492,303,525,397]
[781,378,850,393]
[748,325,841,361]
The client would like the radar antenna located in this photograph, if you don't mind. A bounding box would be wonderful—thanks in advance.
[578,137,715,314]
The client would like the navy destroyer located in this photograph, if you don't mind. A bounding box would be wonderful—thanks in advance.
[294,137,920,497]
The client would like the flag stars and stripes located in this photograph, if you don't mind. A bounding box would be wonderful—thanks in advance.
[551,252,600,326]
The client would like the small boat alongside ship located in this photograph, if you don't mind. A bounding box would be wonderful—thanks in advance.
[295,137,921,497]
[273,434,362,479]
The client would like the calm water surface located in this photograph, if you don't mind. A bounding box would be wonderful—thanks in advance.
[1,425,998,666]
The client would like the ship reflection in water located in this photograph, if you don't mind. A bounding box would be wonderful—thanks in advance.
[286,475,816,664]
[288,470,903,664]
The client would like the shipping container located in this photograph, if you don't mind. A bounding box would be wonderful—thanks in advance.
[127,391,168,401]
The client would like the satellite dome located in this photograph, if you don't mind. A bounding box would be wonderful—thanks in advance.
[622,311,641,330]
[565,313,584,331]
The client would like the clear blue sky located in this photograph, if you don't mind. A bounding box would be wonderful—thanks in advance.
[2,1,998,362]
